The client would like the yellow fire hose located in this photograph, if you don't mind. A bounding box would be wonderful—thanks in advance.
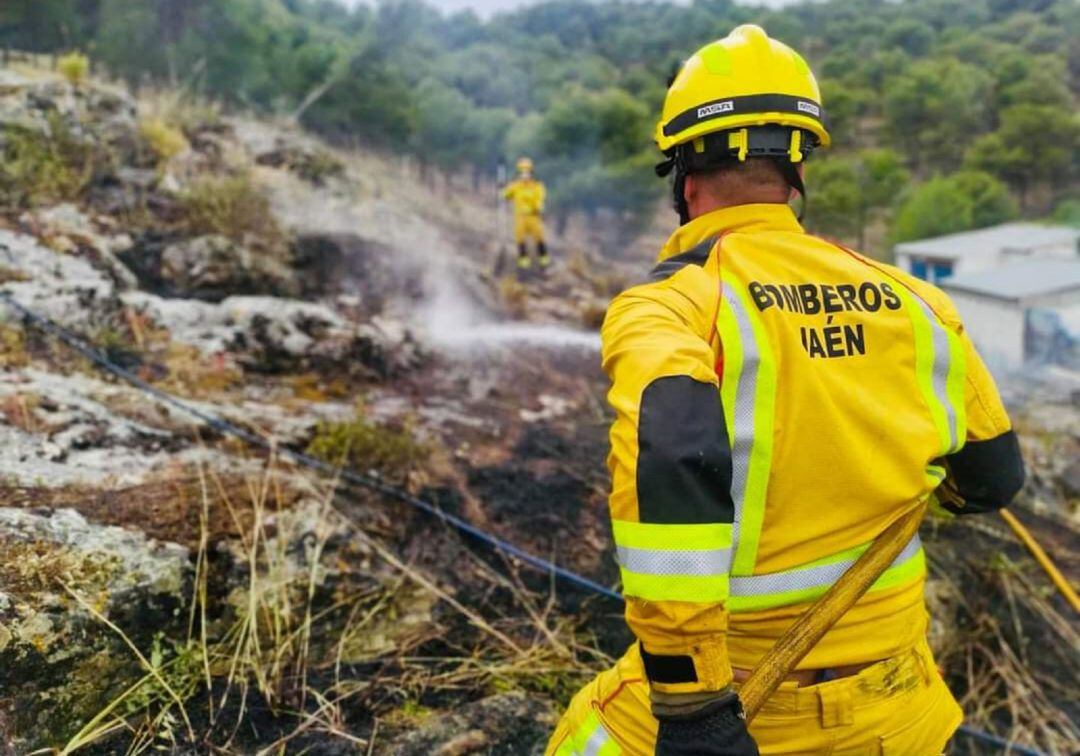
[740,503,927,721]
[999,509,1080,614]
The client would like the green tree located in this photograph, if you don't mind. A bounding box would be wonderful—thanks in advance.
[805,158,861,240]
[883,18,934,56]
[893,171,1017,243]
[1051,198,1080,228]
[964,104,1080,210]
[805,149,909,248]
[884,58,994,171]
[534,86,659,221]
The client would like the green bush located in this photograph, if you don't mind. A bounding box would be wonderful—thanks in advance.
[1051,198,1080,228]
[57,51,90,86]
[0,120,94,208]
[306,410,429,482]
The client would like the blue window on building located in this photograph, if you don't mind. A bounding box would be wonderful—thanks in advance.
[910,257,954,283]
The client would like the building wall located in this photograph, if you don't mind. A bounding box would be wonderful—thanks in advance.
[1023,287,1080,311]
[947,292,1026,370]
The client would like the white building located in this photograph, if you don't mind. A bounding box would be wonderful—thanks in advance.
[940,260,1080,370]
[894,223,1080,284]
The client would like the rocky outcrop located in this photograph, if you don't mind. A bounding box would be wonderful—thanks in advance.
[158,233,291,301]
[0,228,121,328]
[0,508,189,748]
[123,292,425,377]
[0,70,137,145]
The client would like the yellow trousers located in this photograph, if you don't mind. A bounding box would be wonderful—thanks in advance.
[514,213,545,244]
[547,639,962,755]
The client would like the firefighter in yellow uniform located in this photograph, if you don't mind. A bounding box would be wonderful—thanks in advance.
[503,157,550,270]
[547,25,1024,756]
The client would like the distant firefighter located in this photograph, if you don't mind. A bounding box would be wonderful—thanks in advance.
[503,157,550,271]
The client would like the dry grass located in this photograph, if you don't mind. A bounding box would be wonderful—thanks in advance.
[159,343,242,398]
[928,520,1080,754]
[56,449,604,754]
[139,89,224,136]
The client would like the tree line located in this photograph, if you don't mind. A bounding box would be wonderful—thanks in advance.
[2,0,1078,251]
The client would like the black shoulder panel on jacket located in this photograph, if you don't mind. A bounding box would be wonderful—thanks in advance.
[648,236,718,283]
[944,430,1025,515]
[637,375,734,524]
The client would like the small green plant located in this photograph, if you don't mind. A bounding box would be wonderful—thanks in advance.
[306,408,429,481]
[139,118,190,163]
[57,51,90,86]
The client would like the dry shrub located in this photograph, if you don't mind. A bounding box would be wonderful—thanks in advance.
[159,343,241,397]
[57,51,90,86]
[0,323,29,368]
[179,173,285,251]
[499,275,528,318]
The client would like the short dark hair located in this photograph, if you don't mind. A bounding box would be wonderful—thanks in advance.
[694,156,788,191]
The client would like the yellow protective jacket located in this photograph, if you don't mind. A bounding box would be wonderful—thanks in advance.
[504,177,546,216]
[601,203,1024,698]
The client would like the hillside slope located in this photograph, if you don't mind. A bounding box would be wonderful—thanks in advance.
[0,63,1076,755]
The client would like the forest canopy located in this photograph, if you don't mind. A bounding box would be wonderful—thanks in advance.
[2,0,1078,251]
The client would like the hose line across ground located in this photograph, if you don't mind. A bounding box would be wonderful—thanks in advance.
[0,291,1047,755]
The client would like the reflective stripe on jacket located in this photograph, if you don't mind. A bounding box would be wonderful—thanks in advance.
[601,203,1019,697]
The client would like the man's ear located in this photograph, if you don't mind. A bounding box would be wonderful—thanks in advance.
[683,173,698,205]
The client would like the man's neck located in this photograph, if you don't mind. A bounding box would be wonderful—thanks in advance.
[690,195,788,220]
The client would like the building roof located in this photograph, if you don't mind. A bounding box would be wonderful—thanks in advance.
[894,222,1080,261]
[941,259,1080,302]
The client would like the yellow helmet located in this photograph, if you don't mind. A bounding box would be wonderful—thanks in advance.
[516,157,534,174]
[656,25,829,153]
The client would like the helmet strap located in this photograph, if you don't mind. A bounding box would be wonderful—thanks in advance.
[777,159,807,223]
[673,170,691,226]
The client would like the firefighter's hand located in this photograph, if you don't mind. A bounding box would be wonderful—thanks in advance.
[932,460,970,515]
[655,692,759,756]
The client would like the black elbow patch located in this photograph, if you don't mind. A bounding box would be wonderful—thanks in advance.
[637,375,734,524]
[947,431,1025,514]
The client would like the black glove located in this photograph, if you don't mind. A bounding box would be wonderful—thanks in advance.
[655,692,759,756]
